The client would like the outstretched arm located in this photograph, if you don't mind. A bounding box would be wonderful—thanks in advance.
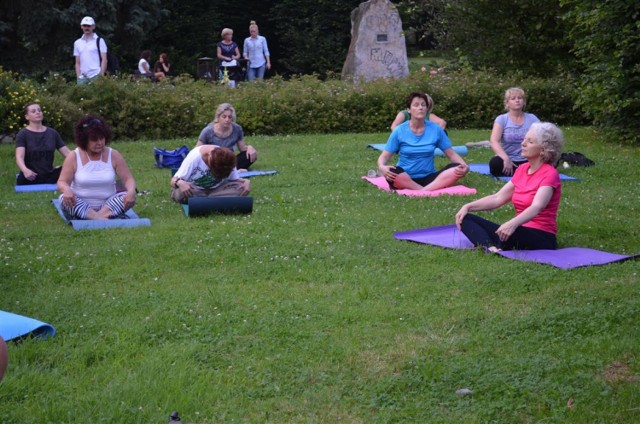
[455,181,514,229]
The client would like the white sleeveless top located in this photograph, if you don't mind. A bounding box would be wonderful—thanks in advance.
[71,147,116,209]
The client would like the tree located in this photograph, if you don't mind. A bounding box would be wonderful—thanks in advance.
[0,0,165,76]
[269,0,362,77]
[561,0,640,143]
[437,0,574,76]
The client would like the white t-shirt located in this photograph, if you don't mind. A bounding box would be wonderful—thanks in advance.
[73,33,107,79]
[173,146,239,190]
[138,58,151,74]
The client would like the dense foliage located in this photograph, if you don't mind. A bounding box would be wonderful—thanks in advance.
[434,0,574,76]
[560,0,640,144]
[0,67,585,140]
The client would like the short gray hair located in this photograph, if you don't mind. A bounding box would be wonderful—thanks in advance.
[528,122,564,165]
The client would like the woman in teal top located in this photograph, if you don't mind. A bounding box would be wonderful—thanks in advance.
[378,92,468,191]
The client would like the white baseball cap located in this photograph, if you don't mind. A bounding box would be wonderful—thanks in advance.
[80,16,95,26]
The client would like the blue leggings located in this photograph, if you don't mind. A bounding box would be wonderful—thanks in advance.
[460,213,557,250]
[59,192,128,219]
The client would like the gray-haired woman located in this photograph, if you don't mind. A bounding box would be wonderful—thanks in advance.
[456,122,564,252]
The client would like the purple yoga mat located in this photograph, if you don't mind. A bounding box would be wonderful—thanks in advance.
[394,224,639,269]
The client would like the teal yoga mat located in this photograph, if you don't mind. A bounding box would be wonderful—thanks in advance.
[0,310,56,341]
[182,196,253,217]
[367,143,468,156]
[52,199,151,230]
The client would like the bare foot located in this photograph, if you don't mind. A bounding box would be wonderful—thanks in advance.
[488,246,502,253]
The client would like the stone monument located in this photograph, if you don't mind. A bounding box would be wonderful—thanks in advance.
[342,0,409,82]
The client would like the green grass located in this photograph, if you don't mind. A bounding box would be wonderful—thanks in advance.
[1,128,639,423]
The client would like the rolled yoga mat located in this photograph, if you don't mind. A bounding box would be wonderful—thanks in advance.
[182,196,253,217]
[51,199,151,230]
[0,310,56,341]
[367,143,468,157]
[15,184,58,193]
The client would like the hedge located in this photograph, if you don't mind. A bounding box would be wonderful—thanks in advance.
[1,68,588,141]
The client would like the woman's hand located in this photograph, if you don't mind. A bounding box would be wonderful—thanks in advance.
[176,180,192,198]
[455,204,470,230]
[23,169,37,181]
[239,179,251,196]
[246,145,257,162]
[502,157,514,176]
[61,190,77,208]
[379,165,395,181]
[453,163,469,177]
[495,219,518,241]
[123,190,137,210]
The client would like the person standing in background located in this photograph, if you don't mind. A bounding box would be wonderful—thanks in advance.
[73,16,106,84]
[243,21,271,81]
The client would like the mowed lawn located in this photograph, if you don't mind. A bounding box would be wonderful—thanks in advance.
[1,127,639,423]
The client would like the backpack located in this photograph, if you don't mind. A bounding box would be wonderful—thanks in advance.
[96,35,120,76]
[558,151,595,167]
[154,145,190,169]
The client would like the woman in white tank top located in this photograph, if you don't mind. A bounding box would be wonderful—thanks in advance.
[57,116,137,220]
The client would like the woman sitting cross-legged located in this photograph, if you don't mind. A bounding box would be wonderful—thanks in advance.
[170,145,250,204]
[377,92,469,191]
[196,103,257,171]
[57,116,137,220]
[455,122,564,252]
[16,102,71,185]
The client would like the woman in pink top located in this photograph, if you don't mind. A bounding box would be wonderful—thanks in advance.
[455,122,563,252]
[58,116,137,220]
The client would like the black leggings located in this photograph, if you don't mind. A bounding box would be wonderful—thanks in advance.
[16,167,62,185]
[386,163,460,190]
[236,151,255,170]
[489,156,527,177]
[460,213,557,250]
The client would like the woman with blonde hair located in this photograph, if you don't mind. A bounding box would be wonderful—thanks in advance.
[195,103,257,170]
[217,28,241,83]
[488,87,540,177]
[243,20,271,81]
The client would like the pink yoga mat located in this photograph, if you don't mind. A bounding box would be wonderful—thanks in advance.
[362,176,476,197]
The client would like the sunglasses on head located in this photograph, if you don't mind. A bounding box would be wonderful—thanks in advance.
[82,118,102,129]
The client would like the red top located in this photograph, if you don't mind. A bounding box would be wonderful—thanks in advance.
[511,162,561,234]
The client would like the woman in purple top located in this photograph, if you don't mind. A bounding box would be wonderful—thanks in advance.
[489,87,540,177]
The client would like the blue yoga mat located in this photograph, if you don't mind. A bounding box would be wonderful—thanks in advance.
[0,310,56,341]
[368,143,468,157]
[15,184,58,193]
[51,199,151,230]
[238,170,278,178]
[468,163,579,181]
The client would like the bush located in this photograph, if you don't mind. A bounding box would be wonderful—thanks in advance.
[2,69,586,140]
[0,67,66,138]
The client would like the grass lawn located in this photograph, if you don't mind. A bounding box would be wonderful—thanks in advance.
[1,127,639,422]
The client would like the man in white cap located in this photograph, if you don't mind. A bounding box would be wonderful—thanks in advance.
[73,16,107,84]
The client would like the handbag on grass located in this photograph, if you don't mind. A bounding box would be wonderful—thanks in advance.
[154,145,189,169]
